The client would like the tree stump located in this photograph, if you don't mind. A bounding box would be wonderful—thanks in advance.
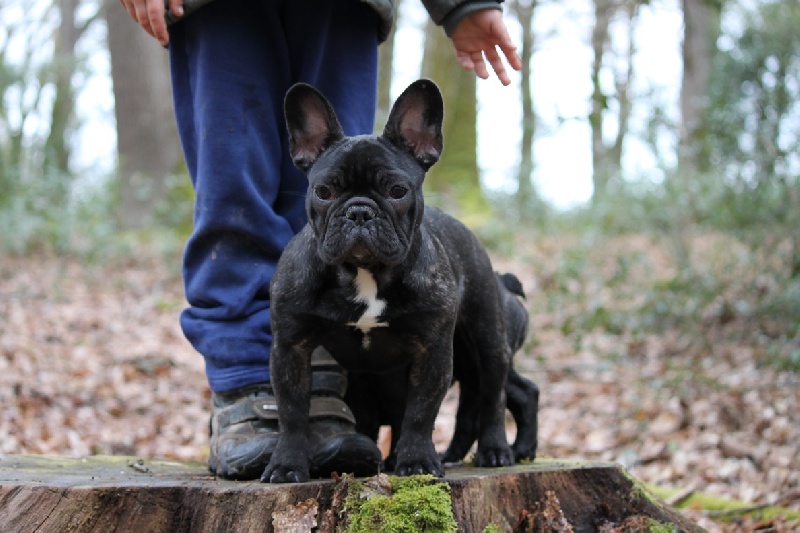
[0,455,701,532]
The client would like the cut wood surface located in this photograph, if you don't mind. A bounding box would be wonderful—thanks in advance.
[0,455,701,532]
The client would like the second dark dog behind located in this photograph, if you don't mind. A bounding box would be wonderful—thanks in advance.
[348,271,539,469]
[262,79,539,483]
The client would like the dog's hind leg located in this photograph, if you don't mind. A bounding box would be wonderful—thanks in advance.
[498,272,539,461]
[441,337,480,464]
[507,368,539,461]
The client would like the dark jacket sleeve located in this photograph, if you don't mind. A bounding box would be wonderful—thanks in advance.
[422,0,503,36]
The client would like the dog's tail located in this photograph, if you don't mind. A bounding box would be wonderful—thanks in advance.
[498,272,526,300]
[496,272,529,353]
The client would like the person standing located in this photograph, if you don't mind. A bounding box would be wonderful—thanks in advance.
[119,0,521,480]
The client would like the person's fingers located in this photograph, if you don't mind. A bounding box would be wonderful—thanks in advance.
[457,50,475,72]
[145,0,169,45]
[168,0,184,17]
[450,9,523,84]
[485,46,511,86]
[129,1,155,40]
[472,51,490,80]
[500,45,522,72]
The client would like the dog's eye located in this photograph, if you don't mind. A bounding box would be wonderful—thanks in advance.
[315,185,334,200]
[389,185,408,200]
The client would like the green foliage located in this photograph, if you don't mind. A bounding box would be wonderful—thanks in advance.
[344,475,458,533]
[647,483,800,522]
[707,1,800,185]
[0,164,81,254]
[520,203,800,372]
[153,170,195,240]
[697,0,800,263]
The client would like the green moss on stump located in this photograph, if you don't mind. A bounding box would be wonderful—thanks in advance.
[343,475,458,533]
[645,518,675,533]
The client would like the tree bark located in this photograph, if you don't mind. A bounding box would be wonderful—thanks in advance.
[609,0,637,175]
[678,0,722,175]
[590,0,613,202]
[45,0,80,175]
[512,0,540,219]
[0,455,702,533]
[105,1,182,229]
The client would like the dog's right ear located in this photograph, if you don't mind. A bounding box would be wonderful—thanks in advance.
[285,84,345,173]
[383,79,444,170]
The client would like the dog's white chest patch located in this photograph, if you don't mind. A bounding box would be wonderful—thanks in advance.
[348,268,388,348]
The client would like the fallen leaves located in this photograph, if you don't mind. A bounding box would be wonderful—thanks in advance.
[0,254,209,461]
[1,230,799,532]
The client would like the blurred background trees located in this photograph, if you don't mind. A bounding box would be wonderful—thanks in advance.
[0,0,798,263]
[2,0,797,490]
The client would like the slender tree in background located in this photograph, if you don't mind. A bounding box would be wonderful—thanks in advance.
[45,0,91,175]
[105,1,182,230]
[0,9,42,186]
[0,0,105,251]
[421,19,486,215]
[1,0,97,182]
[589,0,613,201]
[678,0,722,175]
[511,0,541,218]
[607,0,636,179]
[589,0,638,203]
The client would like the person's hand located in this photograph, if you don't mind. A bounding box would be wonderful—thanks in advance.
[449,9,522,86]
[118,0,184,45]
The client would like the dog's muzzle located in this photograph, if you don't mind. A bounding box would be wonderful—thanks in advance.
[345,204,377,225]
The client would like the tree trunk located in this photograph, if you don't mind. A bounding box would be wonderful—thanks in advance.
[45,0,80,176]
[0,455,702,533]
[609,0,637,176]
[590,0,612,203]
[421,21,486,216]
[512,0,540,219]
[105,1,182,230]
[678,0,722,175]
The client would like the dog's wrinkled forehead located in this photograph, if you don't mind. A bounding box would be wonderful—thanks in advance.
[308,136,424,188]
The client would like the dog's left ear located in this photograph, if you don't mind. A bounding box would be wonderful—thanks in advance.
[383,79,444,170]
[285,84,345,172]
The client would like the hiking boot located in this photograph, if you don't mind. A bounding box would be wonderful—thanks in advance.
[208,383,280,480]
[209,347,381,480]
[307,346,382,478]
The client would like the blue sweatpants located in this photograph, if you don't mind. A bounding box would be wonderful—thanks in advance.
[168,0,379,392]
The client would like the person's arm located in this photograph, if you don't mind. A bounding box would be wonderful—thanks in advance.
[118,0,184,45]
[422,1,521,86]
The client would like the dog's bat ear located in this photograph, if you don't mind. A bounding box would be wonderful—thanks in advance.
[285,84,345,173]
[383,79,443,170]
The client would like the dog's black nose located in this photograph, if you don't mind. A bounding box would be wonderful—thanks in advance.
[346,204,376,224]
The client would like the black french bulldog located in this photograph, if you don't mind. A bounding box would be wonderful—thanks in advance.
[262,79,538,483]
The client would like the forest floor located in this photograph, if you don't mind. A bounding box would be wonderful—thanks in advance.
[1,230,798,532]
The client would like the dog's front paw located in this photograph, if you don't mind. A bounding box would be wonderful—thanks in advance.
[473,444,515,468]
[394,450,444,477]
[261,456,310,483]
[512,442,538,463]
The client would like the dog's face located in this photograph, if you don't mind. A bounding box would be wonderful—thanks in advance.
[284,80,443,267]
